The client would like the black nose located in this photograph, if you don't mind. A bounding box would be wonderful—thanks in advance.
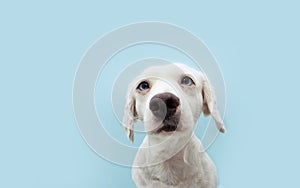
[149,92,180,119]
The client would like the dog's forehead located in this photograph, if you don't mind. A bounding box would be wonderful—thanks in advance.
[139,63,198,79]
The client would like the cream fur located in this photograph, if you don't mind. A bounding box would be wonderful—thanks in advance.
[122,63,225,188]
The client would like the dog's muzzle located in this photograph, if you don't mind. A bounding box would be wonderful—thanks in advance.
[149,92,180,132]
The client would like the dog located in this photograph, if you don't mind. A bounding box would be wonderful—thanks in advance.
[122,63,225,188]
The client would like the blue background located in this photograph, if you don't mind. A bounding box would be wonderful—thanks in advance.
[1,0,299,187]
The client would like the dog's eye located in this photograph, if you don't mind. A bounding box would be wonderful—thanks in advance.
[181,76,195,86]
[137,81,150,91]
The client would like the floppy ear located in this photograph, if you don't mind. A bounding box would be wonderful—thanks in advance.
[122,88,137,143]
[202,74,226,133]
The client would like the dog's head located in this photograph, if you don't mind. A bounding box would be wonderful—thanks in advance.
[122,63,225,142]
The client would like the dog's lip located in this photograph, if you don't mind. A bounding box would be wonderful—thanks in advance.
[157,124,177,133]
[154,112,181,133]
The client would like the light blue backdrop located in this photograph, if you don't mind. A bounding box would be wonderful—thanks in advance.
[1,0,299,187]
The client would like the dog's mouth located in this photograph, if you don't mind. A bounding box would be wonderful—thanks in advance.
[157,124,177,132]
[155,112,180,133]
[156,115,180,133]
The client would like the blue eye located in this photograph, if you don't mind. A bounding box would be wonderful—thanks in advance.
[181,76,195,86]
[137,81,150,91]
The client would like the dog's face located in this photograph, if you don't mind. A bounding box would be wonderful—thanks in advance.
[123,63,225,142]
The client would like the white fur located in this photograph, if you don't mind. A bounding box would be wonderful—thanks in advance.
[123,63,225,188]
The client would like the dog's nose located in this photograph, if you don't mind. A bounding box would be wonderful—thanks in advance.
[149,92,180,119]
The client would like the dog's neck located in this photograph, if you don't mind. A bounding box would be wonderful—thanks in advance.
[143,133,203,165]
[144,134,204,186]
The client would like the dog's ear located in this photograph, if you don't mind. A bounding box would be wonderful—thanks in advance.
[122,88,137,143]
[201,74,226,133]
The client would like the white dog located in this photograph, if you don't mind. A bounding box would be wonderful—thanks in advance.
[123,63,225,188]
